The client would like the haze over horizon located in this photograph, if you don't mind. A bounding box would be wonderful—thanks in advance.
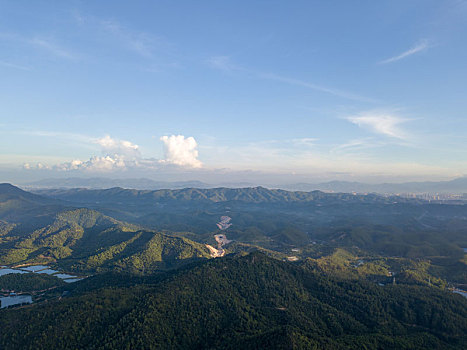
[2,1,467,184]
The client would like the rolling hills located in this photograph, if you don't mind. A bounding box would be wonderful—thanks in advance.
[0,184,214,273]
[1,184,467,349]
[0,252,466,349]
[1,183,467,282]
[0,207,212,273]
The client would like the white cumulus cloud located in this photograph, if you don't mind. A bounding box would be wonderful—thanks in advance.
[160,135,202,168]
[24,134,203,172]
[52,135,141,172]
[56,156,127,172]
[95,135,140,159]
[23,162,51,170]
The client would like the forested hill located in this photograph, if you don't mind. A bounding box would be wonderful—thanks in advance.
[0,252,466,349]
[2,183,466,285]
[0,183,60,209]
[35,185,414,205]
[0,183,67,225]
[0,183,213,273]
[0,207,212,273]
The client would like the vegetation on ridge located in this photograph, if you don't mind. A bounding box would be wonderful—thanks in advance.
[0,252,465,349]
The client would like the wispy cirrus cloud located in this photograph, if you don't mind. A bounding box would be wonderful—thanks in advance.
[200,137,318,171]
[30,37,77,59]
[199,136,449,178]
[378,39,431,64]
[0,33,78,60]
[207,55,377,103]
[0,60,31,71]
[74,13,172,60]
[207,56,242,71]
[259,73,378,103]
[346,112,411,139]
[11,130,95,145]
[331,138,379,154]
[100,20,157,58]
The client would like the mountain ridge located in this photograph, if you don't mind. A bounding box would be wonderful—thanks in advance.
[31,185,412,206]
[18,176,467,194]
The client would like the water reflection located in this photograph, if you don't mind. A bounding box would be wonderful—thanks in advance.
[0,265,83,281]
[37,269,59,275]
[0,295,32,309]
[0,269,28,277]
[20,265,49,272]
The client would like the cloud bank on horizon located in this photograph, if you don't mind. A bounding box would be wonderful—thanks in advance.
[23,135,202,172]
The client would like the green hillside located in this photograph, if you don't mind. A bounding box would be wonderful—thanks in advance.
[0,207,212,273]
[0,252,465,349]
[1,184,466,285]
[0,273,66,292]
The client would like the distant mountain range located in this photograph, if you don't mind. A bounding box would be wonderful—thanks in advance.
[23,177,214,190]
[32,186,408,207]
[0,183,212,272]
[284,177,467,194]
[20,176,467,194]
[5,183,467,256]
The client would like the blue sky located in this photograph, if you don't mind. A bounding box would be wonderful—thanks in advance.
[1,0,467,184]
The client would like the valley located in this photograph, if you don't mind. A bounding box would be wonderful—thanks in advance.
[0,183,466,348]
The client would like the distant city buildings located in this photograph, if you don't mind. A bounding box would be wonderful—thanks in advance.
[396,193,467,202]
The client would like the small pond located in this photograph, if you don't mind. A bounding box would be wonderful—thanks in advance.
[20,265,49,272]
[0,269,28,277]
[0,265,83,282]
[454,290,467,299]
[0,295,32,309]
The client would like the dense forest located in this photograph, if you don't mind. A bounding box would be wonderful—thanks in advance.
[0,252,466,349]
[1,183,467,348]
[0,273,66,292]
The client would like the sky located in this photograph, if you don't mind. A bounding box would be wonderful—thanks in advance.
[1,0,467,185]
